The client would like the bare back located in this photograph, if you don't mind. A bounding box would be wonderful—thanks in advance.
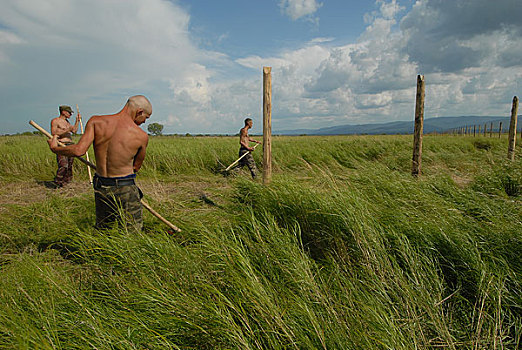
[90,114,148,177]
[48,95,152,178]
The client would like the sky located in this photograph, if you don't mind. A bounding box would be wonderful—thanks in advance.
[0,0,521,134]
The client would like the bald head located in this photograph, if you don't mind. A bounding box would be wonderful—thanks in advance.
[125,95,152,125]
[127,95,152,114]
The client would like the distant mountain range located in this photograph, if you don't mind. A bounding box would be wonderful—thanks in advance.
[276,116,518,135]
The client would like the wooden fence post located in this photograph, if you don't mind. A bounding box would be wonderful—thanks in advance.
[507,96,519,161]
[412,75,425,176]
[499,122,502,138]
[473,125,476,137]
[262,66,272,184]
[489,122,493,137]
[484,123,487,137]
[478,125,481,136]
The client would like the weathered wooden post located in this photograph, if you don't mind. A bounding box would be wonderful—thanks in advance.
[478,125,481,136]
[473,125,476,137]
[499,122,502,138]
[489,122,493,137]
[507,96,519,161]
[412,75,425,176]
[484,123,487,137]
[262,66,272,184]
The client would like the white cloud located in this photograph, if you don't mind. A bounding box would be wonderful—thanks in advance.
[355,92,393,110]
[279,0,323,21]
[310,37,335,44]
[400,0,522,73]
[227,0,522,130]
[0,30,24,63]
[1,0,521,134]
[378,0,403,19]
[0,30,23,44]
[169,63,212,106]
[0,0,215,133]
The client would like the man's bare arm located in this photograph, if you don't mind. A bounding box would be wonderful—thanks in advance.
[248,136,261,144]
[48,118,95,157]
[133,136,149,173]
[71,113,80,134]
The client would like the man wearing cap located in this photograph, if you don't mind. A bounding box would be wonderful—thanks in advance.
[50,105,80,187]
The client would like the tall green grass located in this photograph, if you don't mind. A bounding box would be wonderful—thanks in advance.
[0,134,521,348]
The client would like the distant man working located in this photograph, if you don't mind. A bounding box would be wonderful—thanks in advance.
[48,95,151,231]
[50,105,80,187]
[237,118,261,179]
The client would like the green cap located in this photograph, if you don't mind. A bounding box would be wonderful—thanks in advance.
[59,105,73,114]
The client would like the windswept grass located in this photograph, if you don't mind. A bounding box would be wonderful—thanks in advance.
[0,134,521,348]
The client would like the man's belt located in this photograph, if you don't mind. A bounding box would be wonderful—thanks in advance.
[93,174,136,187]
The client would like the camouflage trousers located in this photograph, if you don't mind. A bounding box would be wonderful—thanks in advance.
[55,153,74,186]
[238,148,257,179]
[93,175,143,231]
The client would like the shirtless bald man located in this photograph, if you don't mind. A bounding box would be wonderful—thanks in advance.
[50,105,80,187]
[48,95,151,230]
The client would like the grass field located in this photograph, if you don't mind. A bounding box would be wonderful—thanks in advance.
[0,133,521,349]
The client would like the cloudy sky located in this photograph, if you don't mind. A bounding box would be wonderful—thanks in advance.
[1,0,521,134]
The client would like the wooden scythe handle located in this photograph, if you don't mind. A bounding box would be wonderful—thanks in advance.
[76,104,93,183]
[225,143,259,171]
[29,120,97,169]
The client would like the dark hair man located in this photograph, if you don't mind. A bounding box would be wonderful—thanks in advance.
[48,95,151,230]
[50,105,80,187]
[238,118,261,179]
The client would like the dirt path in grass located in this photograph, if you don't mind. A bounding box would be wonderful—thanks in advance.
[0,178,234,213]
